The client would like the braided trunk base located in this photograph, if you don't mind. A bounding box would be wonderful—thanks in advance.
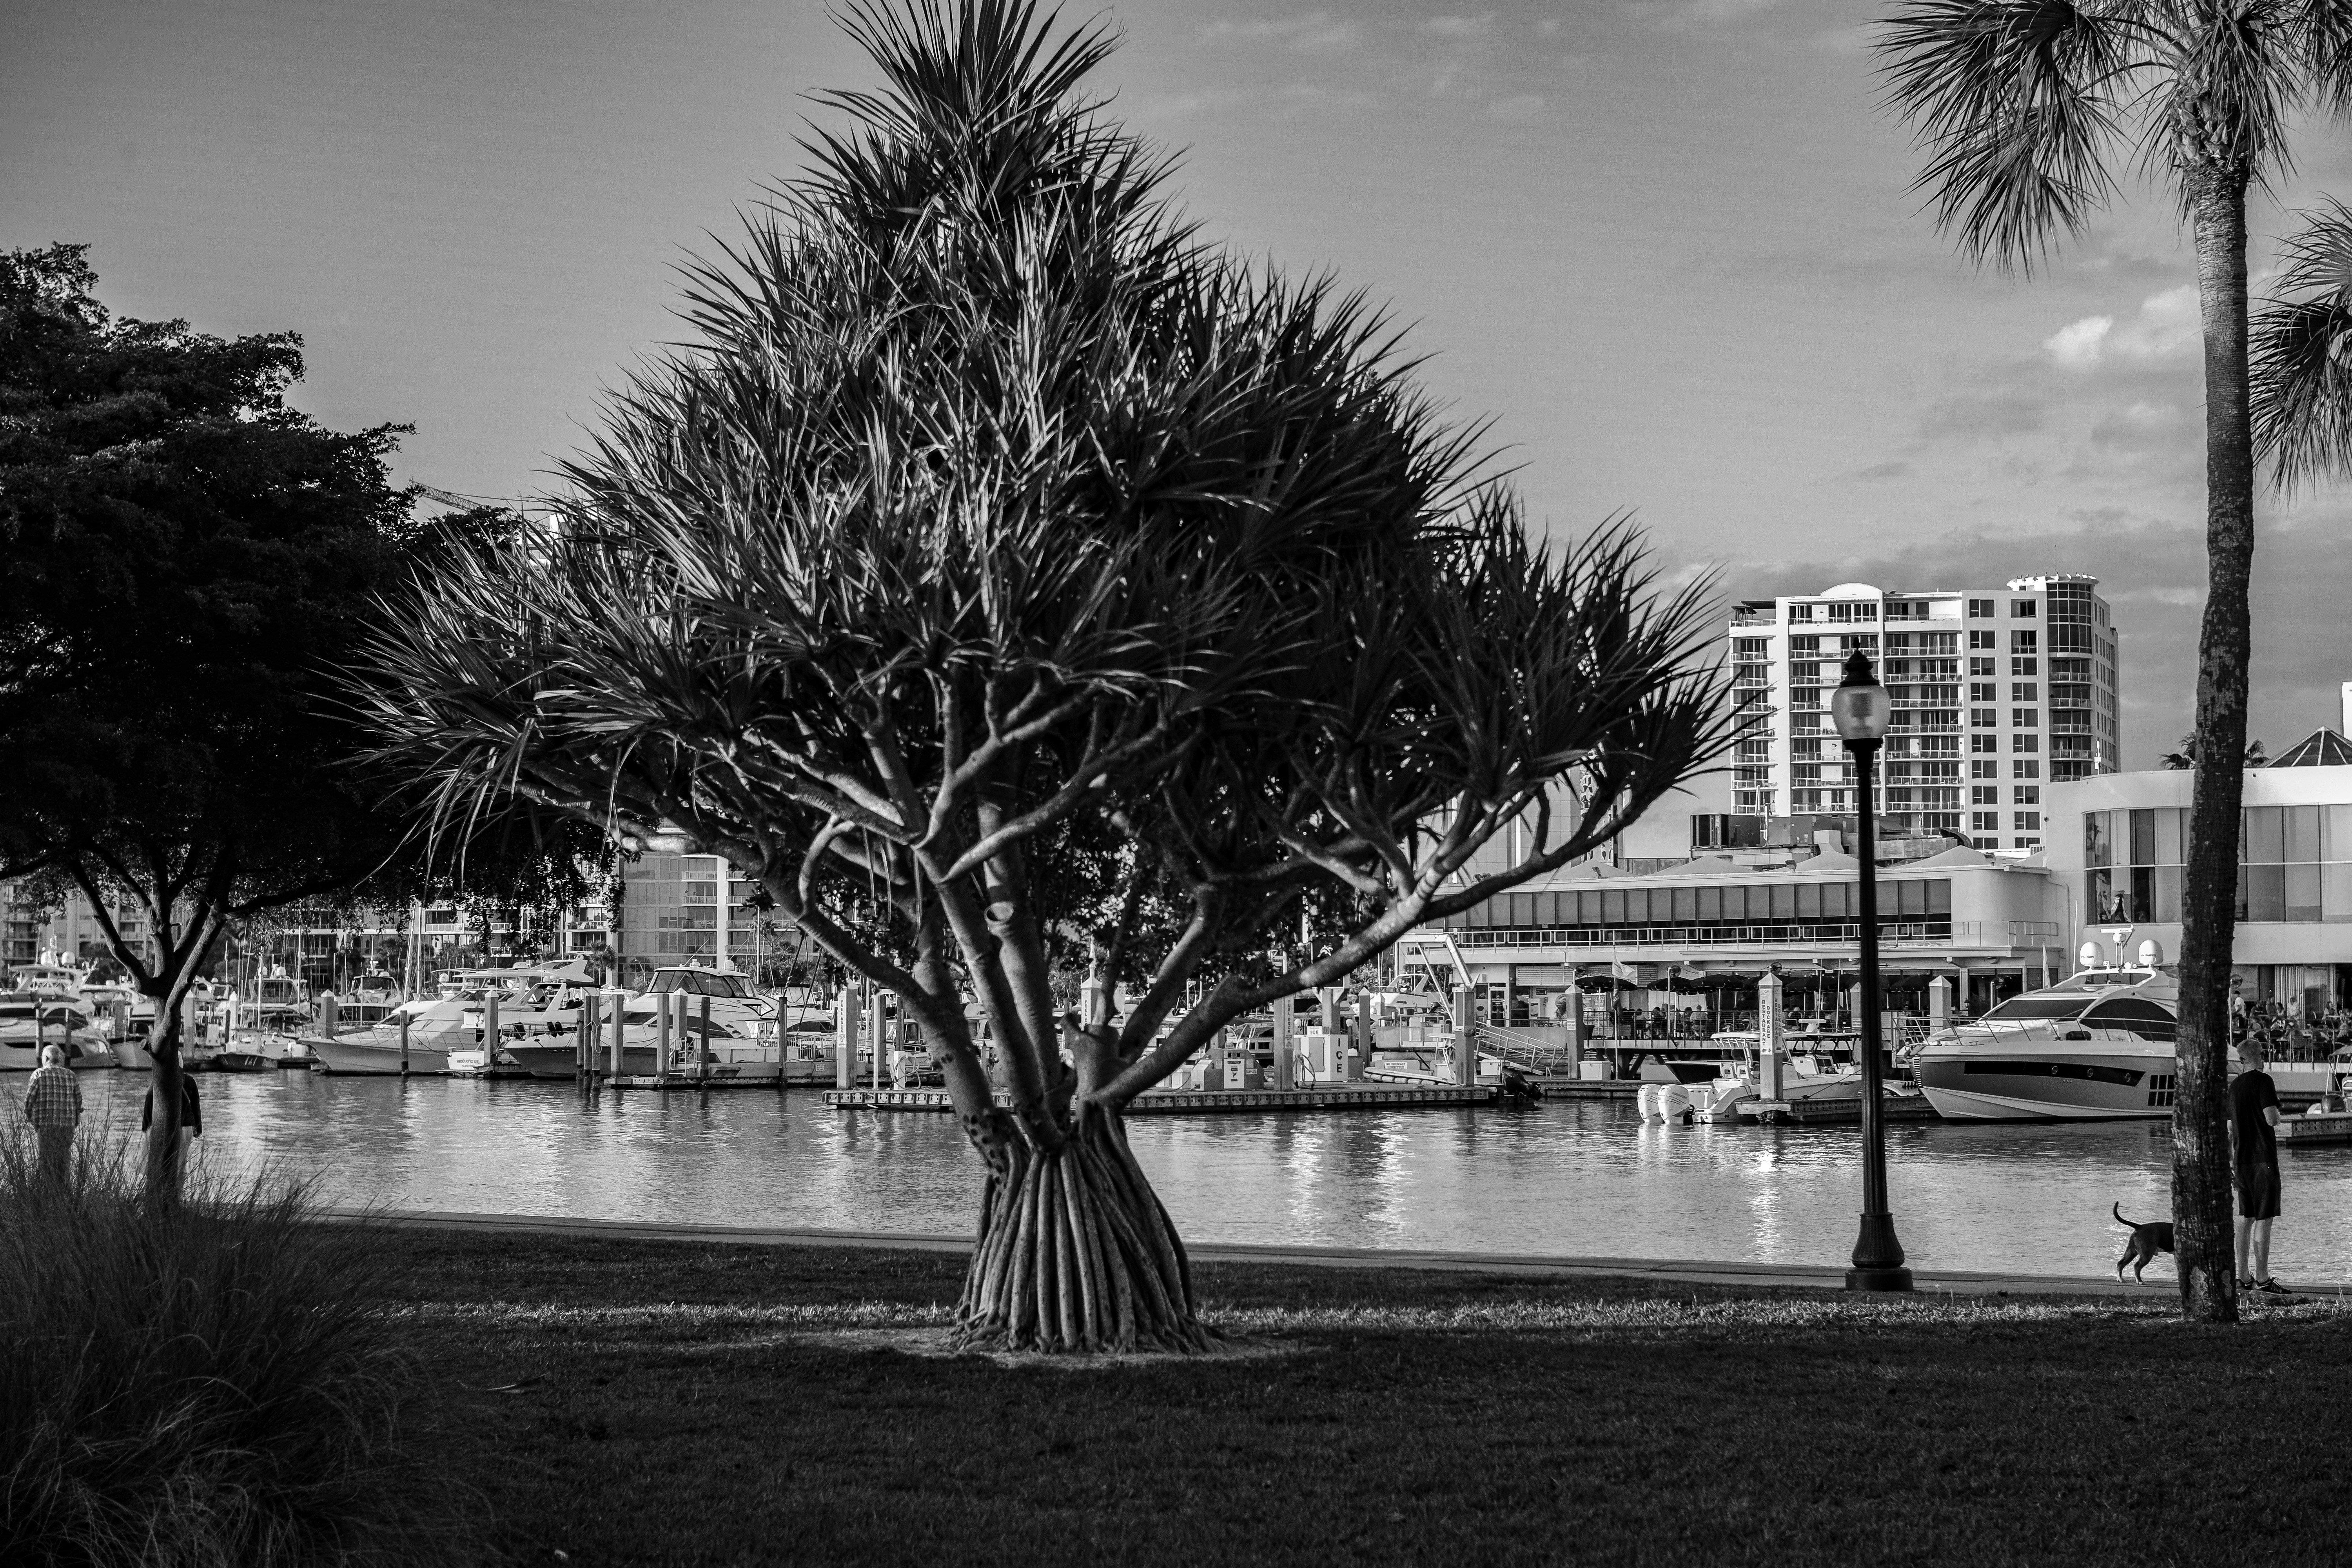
[953,1107,1213,1354]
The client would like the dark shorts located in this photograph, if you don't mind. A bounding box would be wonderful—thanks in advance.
[2237,1160,2281,1221]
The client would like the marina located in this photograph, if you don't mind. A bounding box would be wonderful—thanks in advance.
[47,1067,2352,1286]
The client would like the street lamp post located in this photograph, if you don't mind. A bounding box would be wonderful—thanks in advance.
[1830,648,1914,1292]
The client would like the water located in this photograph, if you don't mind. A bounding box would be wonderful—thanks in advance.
[56,1072,2352,1285]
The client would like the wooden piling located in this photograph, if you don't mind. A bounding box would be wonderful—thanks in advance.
[656,989,671,1084]
[699,995,712,1087]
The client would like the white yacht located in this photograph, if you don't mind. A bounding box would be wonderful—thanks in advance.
[1912,962,2201,1121]
[1687,1032,1872,1122]
[0,992,117,1070]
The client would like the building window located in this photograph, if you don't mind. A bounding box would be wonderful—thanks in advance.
[2011,709,2038,728]
[2013,600,2038,618]
[1971,811,2000,832]
[1971,760,1998,779]
[1788,603,1816,623]
[2015,811,2041,830]
[1969,630,1996,650]
[425,907,457,926]
[2014,760,2041,779]
[1970,734,1999,754]
[2011,656,2038,675]
[2011,629,2038,652]
[1967,597,1994,618]
[1969,682,1997,702]
[2014,735,2038,753]
[2014,786,2040,805]
[1969,657,1995,675]
[2011,682,2038,701]
[1733,636,1769,657]
[1971,786,1999,805]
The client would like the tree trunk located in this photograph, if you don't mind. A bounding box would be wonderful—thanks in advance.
[2174,169,2254,1325]
[954,1105,1212,1354]
[144,1005,190,1203]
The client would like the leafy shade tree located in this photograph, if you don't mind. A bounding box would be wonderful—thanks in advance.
[0,244,423,1194]
[1875,0,2352,1323]
[356,0,1725,1353]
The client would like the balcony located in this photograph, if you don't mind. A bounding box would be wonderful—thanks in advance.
[1731,608,1775,627]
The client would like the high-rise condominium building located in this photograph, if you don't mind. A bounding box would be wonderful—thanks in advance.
[1724,575,2120,851]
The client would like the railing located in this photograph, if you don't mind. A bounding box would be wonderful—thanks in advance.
[1731,609,1774,626]
[1436,921,2008,950]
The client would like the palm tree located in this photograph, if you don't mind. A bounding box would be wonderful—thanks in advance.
[355,0,1725,1353]
[2250,196,2352,478]
[1874,1,2352,1322]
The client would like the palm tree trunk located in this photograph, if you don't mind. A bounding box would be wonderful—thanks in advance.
[2174,168,2255,1324]
[954,1104,1211,1353]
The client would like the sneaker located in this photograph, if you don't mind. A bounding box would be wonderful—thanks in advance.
[2256,1278,2290,1297]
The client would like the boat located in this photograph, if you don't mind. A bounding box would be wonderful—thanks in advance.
[1687,1032,1871,1122]
[1911,962,2202,1121]
[0,993,119,1071]
[302,995,478,1074]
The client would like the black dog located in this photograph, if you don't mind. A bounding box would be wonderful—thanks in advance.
[2113,1202,2176,1282]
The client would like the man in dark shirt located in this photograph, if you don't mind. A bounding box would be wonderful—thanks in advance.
[2231,1034,2284,1296]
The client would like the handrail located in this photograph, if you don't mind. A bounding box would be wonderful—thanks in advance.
[1430,920,1976,949]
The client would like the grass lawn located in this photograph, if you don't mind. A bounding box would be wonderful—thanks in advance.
[383,1230,2352,1566]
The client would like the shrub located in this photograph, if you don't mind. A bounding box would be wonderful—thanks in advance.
[0,1131,463,1566]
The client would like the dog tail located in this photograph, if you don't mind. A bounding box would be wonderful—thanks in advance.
[2113,1201,2138,1231]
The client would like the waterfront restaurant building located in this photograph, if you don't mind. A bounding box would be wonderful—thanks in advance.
[2045,727,2352,1017]
[1403,842,2067,1025]
[1404,724,2352,1028]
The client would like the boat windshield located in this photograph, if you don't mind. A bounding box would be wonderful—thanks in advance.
[1980,996,2094,1023]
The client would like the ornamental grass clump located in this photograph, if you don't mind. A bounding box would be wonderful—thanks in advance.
[0,1134,459,1568]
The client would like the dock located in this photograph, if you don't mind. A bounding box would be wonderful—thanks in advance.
[2279,1109,2352,1144]
[1515,1076,1641,1100]
[1741,1094,1941,1126]
[824,1083,1496,1114]
[600,1071,784,1092]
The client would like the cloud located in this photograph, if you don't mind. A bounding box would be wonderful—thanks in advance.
[2043,285,2200,371]
[1201,13,1367,54]
[1418,13,1499,40]
[1919,388,2045,439]
[1632,0,1788,31]
[1840,461,1912,483]
[1487,92,1549,123]
[1274,80,1377,115]
[1137,85,1252,121]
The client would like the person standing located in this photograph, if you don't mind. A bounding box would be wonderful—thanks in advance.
[21,1043,83,1183]
[2232,1034,2286,1298]
[141,1071,203,1173]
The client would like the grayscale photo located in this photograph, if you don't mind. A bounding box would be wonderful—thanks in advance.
[5,2,2349,1562]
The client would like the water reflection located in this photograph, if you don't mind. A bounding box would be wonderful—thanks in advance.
[60,1073,2352,1283]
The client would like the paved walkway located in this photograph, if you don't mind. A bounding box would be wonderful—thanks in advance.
[345,1208,2178,1300]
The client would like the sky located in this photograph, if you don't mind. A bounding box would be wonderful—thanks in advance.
[8,0,2350,767]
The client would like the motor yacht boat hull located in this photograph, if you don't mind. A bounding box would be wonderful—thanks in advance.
[303,1031,457,1075]
[1911,964,2193,1121]
[1914,1048,2175,1120]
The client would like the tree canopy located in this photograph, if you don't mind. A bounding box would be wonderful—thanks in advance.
[357,0,1725,1350]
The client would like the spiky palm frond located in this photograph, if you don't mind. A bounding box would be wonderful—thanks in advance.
[1875,0,2141,270]
[2251,196,2352,490]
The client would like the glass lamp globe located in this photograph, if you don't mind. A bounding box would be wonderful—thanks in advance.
[1829,650,1891,743]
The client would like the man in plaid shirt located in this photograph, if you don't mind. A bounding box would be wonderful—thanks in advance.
[22,1044,82,1183]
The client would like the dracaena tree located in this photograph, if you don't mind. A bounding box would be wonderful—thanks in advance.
[356,0,1724,1353]
[1875,0,2352,1324]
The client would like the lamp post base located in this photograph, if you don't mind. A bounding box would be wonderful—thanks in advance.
[1848,1209,1911,1292]
[1844,1264,1915,1292]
